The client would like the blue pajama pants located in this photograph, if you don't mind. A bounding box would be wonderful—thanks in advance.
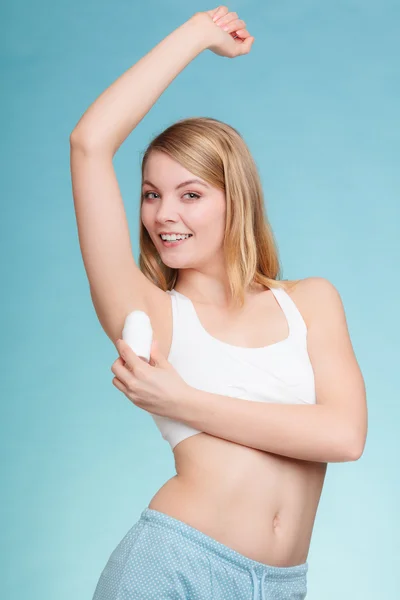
[92,507,308,599]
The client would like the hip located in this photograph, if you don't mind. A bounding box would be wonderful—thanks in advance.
[92,506,309,600]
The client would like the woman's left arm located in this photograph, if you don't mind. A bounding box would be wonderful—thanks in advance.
[174,278,368,463]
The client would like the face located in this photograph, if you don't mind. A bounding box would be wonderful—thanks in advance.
[141,151,226,271]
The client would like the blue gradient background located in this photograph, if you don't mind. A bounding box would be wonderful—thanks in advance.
[2,1,399,598]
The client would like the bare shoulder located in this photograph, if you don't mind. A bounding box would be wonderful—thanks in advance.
[280,277,344,329]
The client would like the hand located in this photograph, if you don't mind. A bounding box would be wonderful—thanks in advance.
[193,6,255,58]
[111,338,191,418]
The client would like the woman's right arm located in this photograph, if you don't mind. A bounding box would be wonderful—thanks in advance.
[69,13,216,344]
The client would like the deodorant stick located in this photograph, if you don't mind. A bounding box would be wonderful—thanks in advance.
[122,310,153,363]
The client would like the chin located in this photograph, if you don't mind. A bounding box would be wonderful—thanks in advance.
[158,251,194,267]
[162,258,191,269]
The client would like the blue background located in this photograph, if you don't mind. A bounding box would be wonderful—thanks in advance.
[2,0,399,598]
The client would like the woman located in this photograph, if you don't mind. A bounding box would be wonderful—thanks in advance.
[70,7,367,599]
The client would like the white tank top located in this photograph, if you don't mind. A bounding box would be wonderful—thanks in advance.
[151,286,316,450]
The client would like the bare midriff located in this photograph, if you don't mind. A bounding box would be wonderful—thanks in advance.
[148,431,327,567]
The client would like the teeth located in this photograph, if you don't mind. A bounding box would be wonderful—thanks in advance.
[161,233,192,241]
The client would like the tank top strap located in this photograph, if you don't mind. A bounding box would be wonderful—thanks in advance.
[166,289,198,351]
[167,288,192,319]
[269,285,308,340]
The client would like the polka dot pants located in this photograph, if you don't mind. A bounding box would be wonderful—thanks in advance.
[92,507,308,599]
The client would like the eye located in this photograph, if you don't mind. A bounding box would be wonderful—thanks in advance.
[142,192,159,200]
[142,192,201,201]
[183,192,201,200]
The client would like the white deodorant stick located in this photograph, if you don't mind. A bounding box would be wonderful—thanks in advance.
[122,310,153,363]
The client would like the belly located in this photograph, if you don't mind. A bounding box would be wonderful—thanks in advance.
[148,432,327,567]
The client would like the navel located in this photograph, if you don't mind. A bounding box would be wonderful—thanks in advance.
[272,512,281,530]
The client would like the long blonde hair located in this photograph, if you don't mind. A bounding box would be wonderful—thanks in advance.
[138,116,296,308]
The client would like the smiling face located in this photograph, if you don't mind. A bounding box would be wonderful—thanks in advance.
[141,151,226,272]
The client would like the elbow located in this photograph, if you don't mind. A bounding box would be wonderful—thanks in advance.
[69,129,100,153]
[70,128,86,148]
[344,432,366,462]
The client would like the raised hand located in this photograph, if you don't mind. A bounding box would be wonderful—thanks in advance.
[195,6,255,58]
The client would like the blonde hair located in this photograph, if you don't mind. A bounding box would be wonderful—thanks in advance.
[138,116,296,308]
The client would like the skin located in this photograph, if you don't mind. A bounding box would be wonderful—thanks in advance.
[141,150,243,308]
[71,7,366,569]
[114,151,331,567]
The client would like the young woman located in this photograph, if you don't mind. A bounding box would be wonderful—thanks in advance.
[70,7,367,599]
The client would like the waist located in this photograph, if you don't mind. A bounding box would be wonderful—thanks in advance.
[148,433,327,566]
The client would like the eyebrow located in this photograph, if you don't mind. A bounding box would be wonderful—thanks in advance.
[142,178,210,190]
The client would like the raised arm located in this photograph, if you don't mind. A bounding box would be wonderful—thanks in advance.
[69,14,212,344]
[69,9,253,344]
[70,14,214,154]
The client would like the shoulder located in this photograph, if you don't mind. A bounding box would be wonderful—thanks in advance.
[280,277,345,329]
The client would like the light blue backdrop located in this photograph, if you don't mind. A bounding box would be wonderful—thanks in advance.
[2,0,399,598]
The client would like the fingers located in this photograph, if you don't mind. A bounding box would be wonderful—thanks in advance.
[237,35,255,55]
[111,356,136,388]
[210,5,229,22]
[218,18,246,34]
[211,8,254,52]
[206,7,223,19]
[235,28,251,38]
[115,339,143,369]
[214,11,240,28]
[112,376,129,395]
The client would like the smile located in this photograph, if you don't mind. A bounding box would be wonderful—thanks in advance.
[160,235,193,248]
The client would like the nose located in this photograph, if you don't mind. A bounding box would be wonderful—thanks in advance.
[154,197,180,225]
